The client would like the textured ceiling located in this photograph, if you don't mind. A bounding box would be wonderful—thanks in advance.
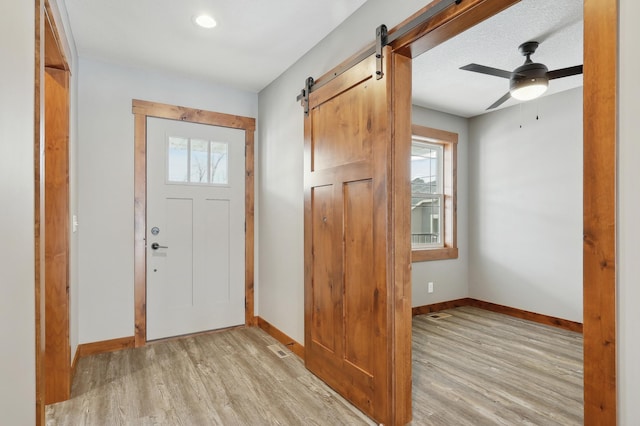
[412,0,583,118]
[64,0,583,113]
[63,0,368,92]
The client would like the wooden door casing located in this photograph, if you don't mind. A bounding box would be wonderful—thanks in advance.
[132,100,256,347]
[304,51,412,425]
[43,66,71,405]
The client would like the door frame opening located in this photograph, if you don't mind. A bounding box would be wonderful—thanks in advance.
[132,100,257,347]
[34,0,73,420]
[387,0,616,422]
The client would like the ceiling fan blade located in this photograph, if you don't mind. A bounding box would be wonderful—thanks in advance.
[548,65,583,80]
[487,92,512,110]
[460,63,512,79]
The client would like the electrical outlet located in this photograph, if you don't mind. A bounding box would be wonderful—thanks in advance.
[428,282,434,293]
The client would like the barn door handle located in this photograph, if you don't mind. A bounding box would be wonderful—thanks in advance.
[151,242,168,250]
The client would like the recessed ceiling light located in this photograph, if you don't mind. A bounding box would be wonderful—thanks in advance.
[194,14,217,29]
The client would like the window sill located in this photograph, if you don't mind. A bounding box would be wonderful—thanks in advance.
[412,247,458,262]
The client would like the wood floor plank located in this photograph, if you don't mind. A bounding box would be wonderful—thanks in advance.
[411,307,583,425]
[47,307,583,425]
[47,327,374,425]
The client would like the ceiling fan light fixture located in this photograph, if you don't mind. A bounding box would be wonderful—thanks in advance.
[509,60,549,101]
[194,14,217,29]
[510,77,549,101]
[460,41,583,110]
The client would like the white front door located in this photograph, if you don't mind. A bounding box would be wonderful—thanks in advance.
[146,117,245,340]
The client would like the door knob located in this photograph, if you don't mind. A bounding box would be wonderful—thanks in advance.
[151,242,168,250]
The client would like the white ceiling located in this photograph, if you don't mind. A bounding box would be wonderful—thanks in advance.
[63,0,368,92]
[412,0,583,118]
[63,0,583,116]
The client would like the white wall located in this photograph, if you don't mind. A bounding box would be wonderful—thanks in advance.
[77,58,258,343]
[0,2,35,424]
[468,88,583,322]
[411,106,469,306]
[618,0,640,422]
[258,0,440,343]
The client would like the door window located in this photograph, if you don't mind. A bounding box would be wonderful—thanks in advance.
[168,136,229,185]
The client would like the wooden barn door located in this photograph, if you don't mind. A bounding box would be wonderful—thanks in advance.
[303,50,412,425]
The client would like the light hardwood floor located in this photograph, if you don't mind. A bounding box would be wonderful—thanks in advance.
[412,306,583,425]
[47,307,583,425]
[46,327,374,426]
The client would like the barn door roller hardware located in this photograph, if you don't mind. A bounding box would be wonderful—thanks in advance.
[375,25,388,80]
[296,0,463,115]
[298,77,314,116]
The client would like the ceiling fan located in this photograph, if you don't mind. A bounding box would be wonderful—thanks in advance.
[460,41,583,110]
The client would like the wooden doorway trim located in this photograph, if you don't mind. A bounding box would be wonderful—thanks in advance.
[132,100,256,347]
[582,0,617,423]
[382,0,617,423]
[43,66,71,405]
[35,0,72,421]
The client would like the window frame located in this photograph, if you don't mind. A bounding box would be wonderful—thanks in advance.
[411,124,458,262]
